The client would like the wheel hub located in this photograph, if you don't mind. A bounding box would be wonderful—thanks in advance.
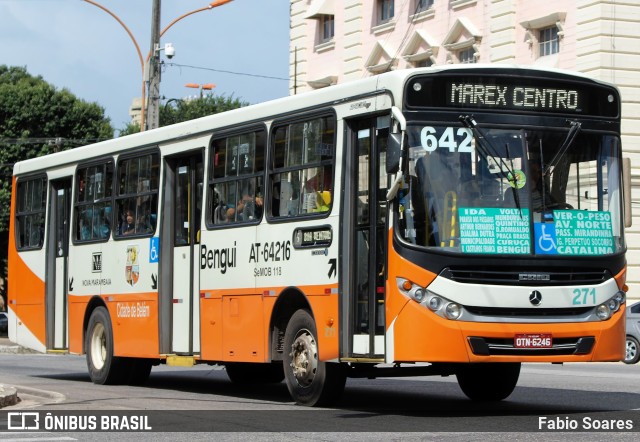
[626,339,637,361]
[289,331,318,387]
[90,323,107,370]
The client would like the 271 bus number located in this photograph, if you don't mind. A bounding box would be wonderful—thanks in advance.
[572,288,596,305]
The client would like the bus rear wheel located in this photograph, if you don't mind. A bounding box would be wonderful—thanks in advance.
[85,306,127,385]
[283,310,346,406]
[456,362,521,401]
[225,362,285,384]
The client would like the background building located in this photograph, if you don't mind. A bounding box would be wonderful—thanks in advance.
[290,0,640,298]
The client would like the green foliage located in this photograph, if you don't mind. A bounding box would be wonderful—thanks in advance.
[119,121,141,137]
[118,94,247,136]
[160,94,248,126]
[0,65,114,276]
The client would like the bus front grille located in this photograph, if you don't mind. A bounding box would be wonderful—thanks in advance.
[443,267,610,286]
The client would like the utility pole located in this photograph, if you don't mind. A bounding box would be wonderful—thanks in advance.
[146,0,162,130]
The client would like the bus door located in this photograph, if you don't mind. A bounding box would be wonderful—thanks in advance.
[161,152,203,355]
[45,178,72,350]
[345,116,389,358]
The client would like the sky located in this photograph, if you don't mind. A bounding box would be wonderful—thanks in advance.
[0,0,291,133]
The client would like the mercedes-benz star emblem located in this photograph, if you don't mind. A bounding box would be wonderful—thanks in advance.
[529,290,543,306]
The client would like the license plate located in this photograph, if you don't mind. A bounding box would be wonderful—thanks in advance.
[514,333,552,348]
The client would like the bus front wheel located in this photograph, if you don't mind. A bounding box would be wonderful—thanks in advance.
[283,310,346,406]
[85,306,127,385]
[456,362,521,401]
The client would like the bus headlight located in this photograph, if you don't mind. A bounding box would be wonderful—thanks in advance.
[596,304,611,321]
[428,296,442,311]
[596,291,626,320]
[445,302,462,320]
[607,298,620,313]
[396,278,464,320]
[614,290,626,305]
[397,278,428,304]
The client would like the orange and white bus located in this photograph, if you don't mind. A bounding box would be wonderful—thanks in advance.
[8,66,630,406]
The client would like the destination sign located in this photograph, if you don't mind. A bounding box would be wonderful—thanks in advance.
[293,226,333,248]
[449,83,578,111]
[405,71,619,117]
[459,207,530,254]
[534,210,615,256]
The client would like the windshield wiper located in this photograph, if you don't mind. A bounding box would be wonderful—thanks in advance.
[459,115,523,215]
[544,120,581,177]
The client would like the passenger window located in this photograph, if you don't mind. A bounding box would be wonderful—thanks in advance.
[269,115,335,218]
[15,176,47,250]
[114,152,159,238]
[208,129,265,226]
[74,162,113,242]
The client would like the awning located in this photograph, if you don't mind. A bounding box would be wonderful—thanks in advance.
[304,0,335,19]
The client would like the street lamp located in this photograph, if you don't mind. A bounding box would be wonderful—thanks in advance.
[81,0,146,130]
[81,0,233,132]
[146,0,234,130]
[185,83,216,98]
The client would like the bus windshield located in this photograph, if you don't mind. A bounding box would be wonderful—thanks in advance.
[398,123,624,256]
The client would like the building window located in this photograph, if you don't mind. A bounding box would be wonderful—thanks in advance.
[539,26,559,56]
[378,0,394,24]
[415,0,433,12]
[75,161,114,242]
[320,15,334,42]
[269,116,335,218]
[15,176,47,250]
[459,47,476,64]
[520,13,565,59]
[209,129,266,225]
[114,153,159,237]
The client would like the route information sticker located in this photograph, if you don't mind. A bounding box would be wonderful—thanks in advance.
[535,210,614,255]
[459,207,530,254]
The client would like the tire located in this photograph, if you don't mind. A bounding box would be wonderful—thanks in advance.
[456,362,521,401]
[283,310,346,406]
[85,306,127,385]
[624,336,640,364]
[225,362,285,384]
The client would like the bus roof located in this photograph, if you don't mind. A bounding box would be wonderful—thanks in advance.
[12,64,615,176]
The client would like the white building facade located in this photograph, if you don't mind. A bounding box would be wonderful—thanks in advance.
[290,0,640,297]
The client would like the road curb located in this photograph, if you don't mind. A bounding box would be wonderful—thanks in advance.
[0,344,39,355]
[0,384,18,408]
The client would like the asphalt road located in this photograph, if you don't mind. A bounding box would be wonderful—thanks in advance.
[0,350,639,440]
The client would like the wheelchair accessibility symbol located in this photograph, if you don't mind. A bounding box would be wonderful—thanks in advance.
[150,237,160,263]
[534,223,557,255]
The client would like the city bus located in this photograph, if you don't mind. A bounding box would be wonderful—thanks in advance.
[7,65,631,406]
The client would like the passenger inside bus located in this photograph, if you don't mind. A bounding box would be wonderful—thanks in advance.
[236,181,263,220]
[314,190,331,212]
[121,210,136,235]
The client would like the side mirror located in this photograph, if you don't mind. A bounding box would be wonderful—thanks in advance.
[386,132,402,174]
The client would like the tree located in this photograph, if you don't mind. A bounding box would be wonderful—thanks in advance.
[118,94,249,136]
[0,65,114,293]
